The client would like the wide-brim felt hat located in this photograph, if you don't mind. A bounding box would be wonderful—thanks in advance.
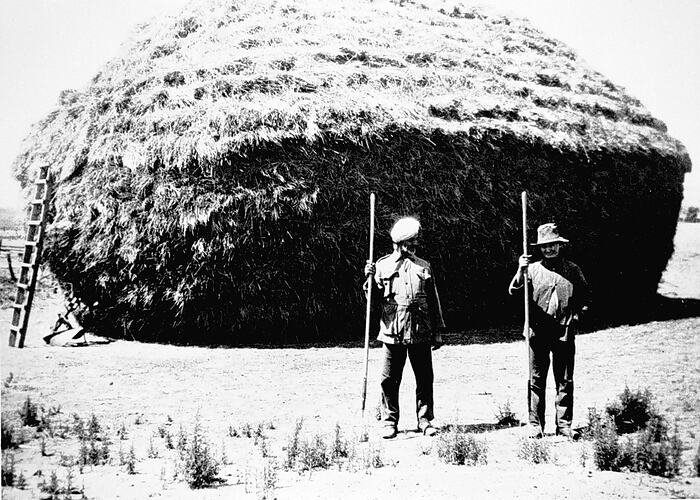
[531,223,569,246]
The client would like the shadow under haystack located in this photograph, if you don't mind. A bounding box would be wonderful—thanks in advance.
[12,0,691,344]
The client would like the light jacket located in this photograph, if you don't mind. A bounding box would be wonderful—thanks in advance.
[367,251,445,345]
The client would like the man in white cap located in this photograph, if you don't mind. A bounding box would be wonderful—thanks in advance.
[364,216,445,439]
[509,223,590,440]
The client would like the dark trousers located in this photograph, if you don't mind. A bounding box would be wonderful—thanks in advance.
[380,342,434,428]
[529,332,575,431]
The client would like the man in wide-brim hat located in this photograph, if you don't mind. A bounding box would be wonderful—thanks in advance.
[509,223,590,440]
[364,216,445,439]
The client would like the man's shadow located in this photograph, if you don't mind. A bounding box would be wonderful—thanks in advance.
[438,421,523,435]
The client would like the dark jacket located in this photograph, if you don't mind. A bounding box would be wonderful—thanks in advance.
[509,257,590,340]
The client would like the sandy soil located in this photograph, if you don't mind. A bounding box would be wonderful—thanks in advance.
[658,222,700,299]
[1,223,699,499]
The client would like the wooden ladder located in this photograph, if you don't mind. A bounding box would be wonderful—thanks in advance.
[8,165,51,348]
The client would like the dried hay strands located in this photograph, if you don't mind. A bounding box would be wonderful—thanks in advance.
[13,0,691,344]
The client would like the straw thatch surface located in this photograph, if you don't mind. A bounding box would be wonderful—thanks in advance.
[13,0,691,343]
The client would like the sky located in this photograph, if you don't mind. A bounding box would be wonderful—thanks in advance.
[1,0,698,210]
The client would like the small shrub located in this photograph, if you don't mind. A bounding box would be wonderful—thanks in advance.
[59,454,76,467]
[684,206,699,223]
[284,418,304,469]
[583,406,602,441]
[253,423,267,450]
[228,425,239,438]
[220,440,229,465]
[116,422,128,440]
[63,467,84,498]
[125,443,137,474]
[495,400,520,427]
[37,405,62,437]
[436,428,488,466]
[241,423,253,438]
[588,405,682,477]
[620,420,683,478]
[78,439,89,469]
[1,419,17,450]
[1,453,16,486]
[591,412,623,471]
[164,430,174,450]
[88,439,103,466]
[18,396,40,427]
[359,429,369,443]
[52,420,70,439]
[77,417,110,468]
[362,441,385,469]
[299,435,330,471]
[65,466,74,496]
[159,464,168,488]
[331,423,349,461]
[182,420,221,488]
[176,425,188,452]
[254,423,265,440]
[580,445,589,468]
[148,436,159,458]
[693,441,700,477]
[47,405,62,417]
[605,387,660,434]
[87,413,102,438]
[261,458,279,495]
[39,470,61,497]
[257,433,270,458]
[101,436,111,464]
[72,414,85,439]
[517,437,552,464]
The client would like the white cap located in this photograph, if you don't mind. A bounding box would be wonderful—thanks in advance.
[390,217,421,243]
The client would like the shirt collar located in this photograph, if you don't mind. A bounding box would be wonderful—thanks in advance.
[542,256,562,271]
[388,250,415,269]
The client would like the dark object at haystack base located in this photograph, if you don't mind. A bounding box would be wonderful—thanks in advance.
[13,0,691,344]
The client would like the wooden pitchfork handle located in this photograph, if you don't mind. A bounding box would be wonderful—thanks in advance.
[522,191,532,416]
[361,193,375,417]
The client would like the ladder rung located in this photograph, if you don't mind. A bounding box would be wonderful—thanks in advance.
[16,282,29,289]
[27,220,42,226]
[35,179,47,185]
[20,262,36,268]
[30,199,45,205]
[9,325,21,332]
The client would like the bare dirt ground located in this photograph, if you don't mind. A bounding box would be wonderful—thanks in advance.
[1,223,699,499]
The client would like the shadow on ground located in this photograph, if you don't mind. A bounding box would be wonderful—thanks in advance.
[438,422,523,435]
[109,294,699,349]
[621,295,700,324]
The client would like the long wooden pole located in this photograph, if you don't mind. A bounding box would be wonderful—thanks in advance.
[521,191,532,416]
[361,193,376,418]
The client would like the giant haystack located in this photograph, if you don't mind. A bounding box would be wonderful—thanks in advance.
[13,0,691,343]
